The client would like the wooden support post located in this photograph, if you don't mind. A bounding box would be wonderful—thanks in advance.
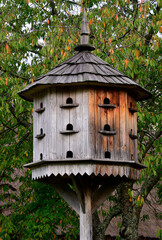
[44,175,121,240]
[92,178,120,213]
[72,175,85,213]
[80,186,93,240]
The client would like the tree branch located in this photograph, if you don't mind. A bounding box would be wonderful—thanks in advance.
[103,204,121,229]
[9,104,31,129]
[0,67,29,81]
[0,121,17,134]
[112,29,131,43]
[141,168,162,198]
[0,183,17,192]
[142,129,161,159]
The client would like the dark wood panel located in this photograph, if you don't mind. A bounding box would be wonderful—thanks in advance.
[119,90,127,160]
[128,94,134,161]
[107,90,114,160]
[100,89,108,159]
[113,90,119,160]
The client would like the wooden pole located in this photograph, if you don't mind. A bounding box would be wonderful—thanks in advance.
[46,175,121,240]
[80,186,93,240]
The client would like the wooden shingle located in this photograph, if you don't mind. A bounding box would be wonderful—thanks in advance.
[18,51,151,101]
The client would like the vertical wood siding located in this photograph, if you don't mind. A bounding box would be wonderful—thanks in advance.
[33,89,49,162]
[33,86,137,162]
[107,90,114,160]
[127,94,137,161]
[88,87,137,161]
[62,89,70,158]
[49,88,57,160]
[74,87,83,158]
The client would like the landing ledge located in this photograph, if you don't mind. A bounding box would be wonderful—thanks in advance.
[24,159,146,170]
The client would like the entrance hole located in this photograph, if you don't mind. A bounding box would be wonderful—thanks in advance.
[66,151,73,158]
[66,97,73,104]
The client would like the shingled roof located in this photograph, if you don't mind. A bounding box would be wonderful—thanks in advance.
[18,9,151,102]
[30,51,138,84]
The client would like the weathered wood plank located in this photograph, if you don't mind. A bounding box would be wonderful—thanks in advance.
[100,89,107,159]
[56,88,63,159]
[128,94,134,161]
[62,89,70,158]
[75,87,84,159]
[119,90,127,160]
[128,94,132,160]
[69,87,77,158]
[83,87,89,158]
[92,178,120,213]
[96,88,102,159]
[89,88,95,158]
[80,186,93,240]
[43,89,50,160]
[72,175,85,213]
[36,90,47,161]
[49,177,80,214]
[49,87,57,160]
[33,94,38,162]
[134,99,137,161]
[124,90,129,161]
[113,90,119,160]
[35,92,41,161]
[94,88,99,158]
[107,89,114,160]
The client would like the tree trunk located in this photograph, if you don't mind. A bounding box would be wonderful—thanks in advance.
[92,211,106,240]
[119,181,139,240]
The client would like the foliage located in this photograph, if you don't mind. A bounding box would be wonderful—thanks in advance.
[0,176,79,239]
[0,0,161,239]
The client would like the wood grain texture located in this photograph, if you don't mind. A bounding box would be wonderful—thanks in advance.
[96,88,102,159]
[94,88,99,158]
[56,88,63,159]
[83,87,89,158]
[34,90,49,162]
[62,89,70,158]
[107,89,114,160]
[88,88,95,158]
[92,178,120,213]
[127,94,137,161]
[134,101,137,161]
[33,95,37,162]
[119,90,127,160]
[100,89,108,159]
[43,89,50,160]
[49,177,80,214]
[49,88,57,160]
[75,87,84,158]
[113,89,119,160]
[128,94,133,160]
[69,87,76,158]
[80,185,93,240]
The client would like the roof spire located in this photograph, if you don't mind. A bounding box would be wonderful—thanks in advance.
[74,8,95,52]
[80,8,89,45]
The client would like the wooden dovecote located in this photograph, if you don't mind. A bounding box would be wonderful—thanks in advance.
[19,51,151,179]
[18,8,151,240]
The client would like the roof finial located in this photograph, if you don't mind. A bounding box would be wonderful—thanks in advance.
[80,8,89,45]
[74,8,95,52]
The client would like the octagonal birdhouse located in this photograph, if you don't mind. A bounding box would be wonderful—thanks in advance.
[19,10,151,181]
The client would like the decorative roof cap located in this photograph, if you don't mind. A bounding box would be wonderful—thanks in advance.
[74,8,95,52]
